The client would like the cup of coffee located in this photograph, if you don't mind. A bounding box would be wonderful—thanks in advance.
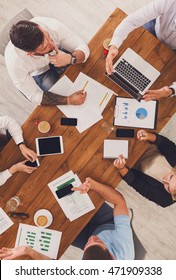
[6,196,20,211]
[34,209,53,228]
[103,38,111,56]
[38,121,51,133]
[36,215,48,227]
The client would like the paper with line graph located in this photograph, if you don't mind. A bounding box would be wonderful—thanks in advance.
[48,171,95,221]
[15,223,62,259]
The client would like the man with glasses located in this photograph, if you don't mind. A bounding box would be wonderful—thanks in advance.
[114,130,176,208]
[5,17,90,105]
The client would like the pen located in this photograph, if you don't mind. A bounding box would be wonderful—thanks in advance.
[99,92,108,107]
[82,81,89,91]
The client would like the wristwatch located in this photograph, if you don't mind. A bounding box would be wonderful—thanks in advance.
[169,87,175,97]
[70,53,77,65]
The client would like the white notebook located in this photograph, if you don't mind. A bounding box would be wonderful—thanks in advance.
[103,139,128,159]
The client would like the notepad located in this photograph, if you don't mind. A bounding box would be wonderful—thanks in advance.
[103,139,128,159]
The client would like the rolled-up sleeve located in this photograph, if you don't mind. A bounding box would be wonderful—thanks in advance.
[0,116,23,144]
[0,170,12,186]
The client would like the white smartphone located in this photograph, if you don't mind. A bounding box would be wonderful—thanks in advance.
[35,136,64,156]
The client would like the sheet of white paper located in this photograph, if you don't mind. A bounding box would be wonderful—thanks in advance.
[114,98,157,129]
[49,75,73,96]
[56,72,113,133]
[15,223,62,259]
[0,208,13,234]
[73,72,114,114]
[48,171,95,221]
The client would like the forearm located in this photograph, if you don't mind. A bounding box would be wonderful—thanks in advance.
[90,180,124,206]
[41,91,68,106]
[153,134,176,166]
[27,247,52,260]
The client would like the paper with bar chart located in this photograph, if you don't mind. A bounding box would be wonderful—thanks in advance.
[48,171,95,221]
[114,97,158,129]
[15,223,62,259]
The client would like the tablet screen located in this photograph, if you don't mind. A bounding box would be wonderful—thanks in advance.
[36,136,64,156]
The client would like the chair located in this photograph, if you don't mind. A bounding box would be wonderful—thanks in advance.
[0,8,33,56]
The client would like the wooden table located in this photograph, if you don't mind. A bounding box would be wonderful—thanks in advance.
[0,8,176,259]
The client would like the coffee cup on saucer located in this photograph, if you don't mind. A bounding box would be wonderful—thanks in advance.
[38,121,51,133]
[34,209,53,228]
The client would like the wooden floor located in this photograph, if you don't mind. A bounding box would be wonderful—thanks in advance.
[0,0,176,260]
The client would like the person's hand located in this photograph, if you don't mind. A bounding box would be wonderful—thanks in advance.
[143,86,172,101]
[9,160,37,175]
[137,129,156,142]
[67,90,87,105]
[105,45,119,75]
[113,155,126,170]
[19,144,37,161]
[0,246,30,260]
[49,50,71,67]
[71,181,90,194]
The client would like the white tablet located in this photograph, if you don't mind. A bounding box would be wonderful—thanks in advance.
[35,136,64,156]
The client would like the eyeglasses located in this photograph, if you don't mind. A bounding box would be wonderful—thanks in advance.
[9,212,29,219]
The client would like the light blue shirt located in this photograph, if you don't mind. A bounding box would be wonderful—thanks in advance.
[93,215,134,260]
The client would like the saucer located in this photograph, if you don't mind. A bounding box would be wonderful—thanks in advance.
[34,209,53,228]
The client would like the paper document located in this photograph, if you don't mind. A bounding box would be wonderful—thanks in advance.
[50,73,114,133]
[103,139,128,159]
[48,171,95,221]
[0,208,13,234]
[49,75,74,96]
[114,97,157,129]
[15,223,62,259]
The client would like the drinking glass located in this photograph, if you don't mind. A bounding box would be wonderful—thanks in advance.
[6,196,20,211]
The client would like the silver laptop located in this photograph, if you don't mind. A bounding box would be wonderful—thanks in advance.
[105,48,160,101]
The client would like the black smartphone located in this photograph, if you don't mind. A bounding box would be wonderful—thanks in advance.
[25,159,40,167]
[116,128,134,138]
[60,118,77,126]
[55,184,73,199]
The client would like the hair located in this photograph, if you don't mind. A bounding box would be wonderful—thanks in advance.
[82,245,113,260]
[9,20,44,51]
[171,167,176,201]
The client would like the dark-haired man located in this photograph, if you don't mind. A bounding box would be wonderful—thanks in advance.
[5,17,90,105]
[0,178,134,260]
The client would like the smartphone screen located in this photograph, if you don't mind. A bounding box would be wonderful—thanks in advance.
[116,129,134,138]
[55,184,73,199]
[25,160,39,167]
[61,118,77,126]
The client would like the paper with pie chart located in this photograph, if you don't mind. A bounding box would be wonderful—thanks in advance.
[114,97,157,129]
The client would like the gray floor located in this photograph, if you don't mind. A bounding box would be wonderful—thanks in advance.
[0,0,176,260]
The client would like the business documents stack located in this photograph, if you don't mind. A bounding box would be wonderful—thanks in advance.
[48,171,95,221]
[50,73,114,133]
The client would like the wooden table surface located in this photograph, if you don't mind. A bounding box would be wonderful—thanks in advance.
[0,8,176,259]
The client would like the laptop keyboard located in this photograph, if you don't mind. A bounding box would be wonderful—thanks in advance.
[115,59,151,91]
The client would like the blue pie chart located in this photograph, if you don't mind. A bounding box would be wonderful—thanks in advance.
[136,108,148,120]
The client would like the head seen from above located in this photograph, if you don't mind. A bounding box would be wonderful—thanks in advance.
[10,20,56,55]
[83,235,114,260]
[162,167,176,201]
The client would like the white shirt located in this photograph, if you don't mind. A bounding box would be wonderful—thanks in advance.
[0,116,24,186]
[5,17,90,105]
[110,0,176,92]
